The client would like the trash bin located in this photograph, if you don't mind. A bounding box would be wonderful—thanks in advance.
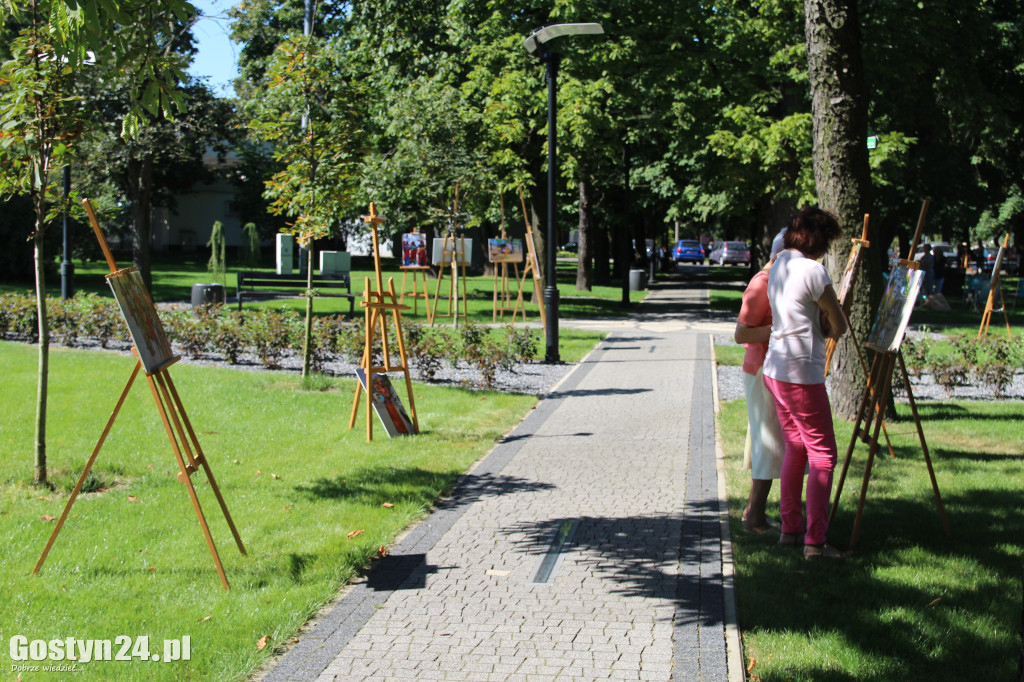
[629,269,646,291]
[191,283,225,311]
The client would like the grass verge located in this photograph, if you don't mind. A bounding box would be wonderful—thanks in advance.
[719,395,1024,681]
[1,341,543,680]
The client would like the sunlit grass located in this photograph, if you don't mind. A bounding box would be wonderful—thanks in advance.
[719,395,1024,682]
[1,341,544,680]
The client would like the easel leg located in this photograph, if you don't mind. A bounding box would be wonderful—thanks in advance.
[849,354,897,548]
[35,361,143,576]
[162,374,247,555]
[147,371,231,590]
[897,352,952,538]
[388,281,419,432]
[830,352,881,523]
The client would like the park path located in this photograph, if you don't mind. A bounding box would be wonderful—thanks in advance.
[258,278,742,681]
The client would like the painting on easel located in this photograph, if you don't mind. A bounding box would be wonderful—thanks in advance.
[401,233,428,267]
[836,242,863,305]
[355,369,416,437]
[431,237,473,265]
[107,268,176,373]
[488,238,524,263]
[867,265,924,352]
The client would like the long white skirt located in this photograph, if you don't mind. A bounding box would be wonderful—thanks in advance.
[742,368,785,480]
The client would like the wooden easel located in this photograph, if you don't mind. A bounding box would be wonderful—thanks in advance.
[429,231,470,325]
[348,204,418,441]
[513,183,547,329]
[492,194,526,323]
[35,199,246,590]
[824,215,896,459]
[400,229,432,322]
[977,232,1012,339]
[830,200,951,548]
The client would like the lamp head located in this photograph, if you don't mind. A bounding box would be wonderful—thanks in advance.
[523,23,604,55]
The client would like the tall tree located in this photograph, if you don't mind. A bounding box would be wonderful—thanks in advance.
[803,0,873,418]
[248,34,366,377]
[0,0,194,486]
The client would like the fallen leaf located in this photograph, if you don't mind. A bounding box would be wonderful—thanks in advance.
[382,502,394,508]
[256,635,271,650]
[233,459,240,464]
[0,510,7,514]
[283,505,292,511]
[271,473,281,479]
[926,598,942,607]
[347,529,365,540]
[256,470,262,475]
[128,495,139,502]
[146,465,153,469]
[198,616,212,623]
[148,566,156,571]
[41,515,56,522]
[204,431,220,435]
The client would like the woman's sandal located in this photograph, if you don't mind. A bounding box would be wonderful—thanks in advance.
[803,543,850,560]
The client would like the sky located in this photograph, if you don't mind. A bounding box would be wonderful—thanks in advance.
[186,0,240,98]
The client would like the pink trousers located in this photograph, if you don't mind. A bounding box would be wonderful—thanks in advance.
[763,376,837,546]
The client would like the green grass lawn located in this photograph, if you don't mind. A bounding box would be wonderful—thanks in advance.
[2,254,642,323]
[0,341,546,680]
[719,395,1024,681]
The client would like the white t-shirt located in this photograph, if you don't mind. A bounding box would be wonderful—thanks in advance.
[763,249,832,385]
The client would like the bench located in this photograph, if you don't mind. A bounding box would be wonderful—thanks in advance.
[236,271,356,317]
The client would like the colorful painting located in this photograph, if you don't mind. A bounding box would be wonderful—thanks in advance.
[431,237,473,266]
[836,242,863,308]
[401,233,428,267]
[866,265,924,353]
[355,369,416,437]
[488,238,524,264]
[107,268,176,374]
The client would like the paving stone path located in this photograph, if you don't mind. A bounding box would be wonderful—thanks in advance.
[259,282,741,681]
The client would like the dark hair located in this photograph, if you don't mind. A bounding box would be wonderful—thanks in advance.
[784,207,842,259]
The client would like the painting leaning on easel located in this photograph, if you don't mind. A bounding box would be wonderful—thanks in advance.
[866,265,925,353]
[355,369,416,437]
[107,268,176,373]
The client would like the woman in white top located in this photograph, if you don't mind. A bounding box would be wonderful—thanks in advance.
[762,207,848,559]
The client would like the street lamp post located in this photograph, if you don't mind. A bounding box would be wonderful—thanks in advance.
[523,23,603,363]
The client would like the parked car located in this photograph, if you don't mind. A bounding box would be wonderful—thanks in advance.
[673,239,705,264]
[561,241,578,253]
[981,244,1019,275]
[708,241,751,266]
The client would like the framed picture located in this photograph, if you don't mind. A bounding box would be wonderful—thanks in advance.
[866,265,924,353]
[432,237,473,266]
[837,242,863,308]
[107,268,176,374]
[488,238,524,264]
[401,233,428,267]
[355,369,416,437]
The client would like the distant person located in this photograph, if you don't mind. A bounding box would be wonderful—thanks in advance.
[974,240,986,273]
[932,246,946,295]
[918,244,935,295]
[763,207,848,560]
[734,234,786,534]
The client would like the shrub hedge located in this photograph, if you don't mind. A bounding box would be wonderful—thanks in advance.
[0,292,540,388]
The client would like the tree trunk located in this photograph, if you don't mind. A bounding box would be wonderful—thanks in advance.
[127,154,155,292]
[804,0,874,420]
[32,198,50,487]
[576,177,594,291]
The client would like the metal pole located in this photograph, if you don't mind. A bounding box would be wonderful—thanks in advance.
[60,165,74,299]
[544,52,561,363]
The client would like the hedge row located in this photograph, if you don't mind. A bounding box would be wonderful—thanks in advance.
[901,329,1024,398]
[0,292,539,389]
